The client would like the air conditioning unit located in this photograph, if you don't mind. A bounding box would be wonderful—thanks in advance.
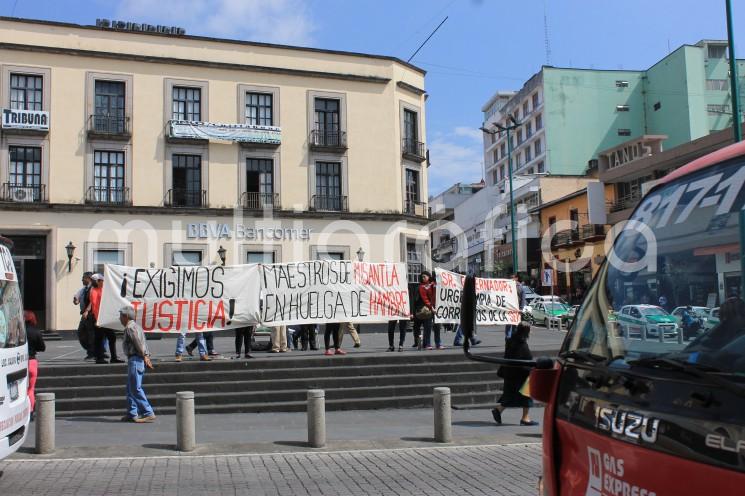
[11,187,35,202]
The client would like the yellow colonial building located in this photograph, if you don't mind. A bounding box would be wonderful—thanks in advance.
[0,17,431,331]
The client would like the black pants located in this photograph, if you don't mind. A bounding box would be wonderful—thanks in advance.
[78,316,95,355]
[324,323,340,350]
[387,320,408,347]
[299,325,317,350]
[234,327,253,355]
[413,317,437,347]
[190,333,214,353]
[94,326,118,360]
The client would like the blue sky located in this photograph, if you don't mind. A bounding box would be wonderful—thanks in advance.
[5,0,744,195]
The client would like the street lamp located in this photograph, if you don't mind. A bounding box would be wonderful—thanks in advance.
[65,241,76,272]
[481,114,521,273]
[217,245,226,266]
[356,247,365,262]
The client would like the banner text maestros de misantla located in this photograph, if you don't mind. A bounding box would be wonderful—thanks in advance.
[434,268,520,325]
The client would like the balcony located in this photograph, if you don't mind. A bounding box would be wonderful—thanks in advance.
[309,130,347,152]
[608,193,641,213]
[87,114,131,140]
[164,188,207,208]
[0,182,46,203]
[402,138,426,162]
[404,200,427,217]
[553,229,580,248]
[311,194,348,212]
[241,192,280,210]
[85,186,131,206]
[580,224,606,241]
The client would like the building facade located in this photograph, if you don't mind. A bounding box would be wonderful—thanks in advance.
[0,18,431,331]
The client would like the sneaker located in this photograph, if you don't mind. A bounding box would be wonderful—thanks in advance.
[199,355,211,361]
[324,349,334,356]
[353,342,361,348]
[110,358,125,364]
[387,346,395,352]
[335,349,347,355]
[175,354,182,362]
[398,346,403,352]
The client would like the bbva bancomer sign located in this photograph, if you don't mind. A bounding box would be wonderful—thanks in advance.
[1,108,49,130]
[187,222,312,241]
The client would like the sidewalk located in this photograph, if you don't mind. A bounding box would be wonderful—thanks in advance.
[14,406,544,459]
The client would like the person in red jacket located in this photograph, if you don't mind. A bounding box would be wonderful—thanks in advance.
[413,271,442,350]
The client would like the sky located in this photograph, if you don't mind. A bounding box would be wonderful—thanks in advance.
[4,0,744,195]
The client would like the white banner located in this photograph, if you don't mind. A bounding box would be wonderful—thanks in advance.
[98,264,262,333]
[1,108,49,130]
[259,261,410,326]
[434,268,520,325]
[169,120,281,144]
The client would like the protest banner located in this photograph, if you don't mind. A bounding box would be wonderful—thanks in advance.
[434,268,520,325]
[259,260,410,326]
[98,264,262,332]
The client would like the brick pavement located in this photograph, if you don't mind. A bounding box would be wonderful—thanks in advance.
[0,443,542,495]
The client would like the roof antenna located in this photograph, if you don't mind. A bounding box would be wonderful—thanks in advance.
[407,16,448,63]
[543,0,552,65]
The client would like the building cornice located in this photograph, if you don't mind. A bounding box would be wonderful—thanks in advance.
[0,41,392,84]
[396,81,426,96]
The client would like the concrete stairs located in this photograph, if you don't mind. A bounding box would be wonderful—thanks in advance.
[36,352,505,417]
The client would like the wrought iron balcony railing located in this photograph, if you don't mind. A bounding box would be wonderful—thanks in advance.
[241,191,279,210]
[0,182,46,203]
[85,186,130,205]
[87,114,130,137]
[309,130,347,150]
[164,188,207,208]
[404,200,427,217]
[402,138,426,161]
[311,194,348,212]
[580,224,606,240]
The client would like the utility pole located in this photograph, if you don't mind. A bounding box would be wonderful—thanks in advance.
[726,0,742,142]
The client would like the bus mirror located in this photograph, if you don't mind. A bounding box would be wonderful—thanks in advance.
[460,274,477,342]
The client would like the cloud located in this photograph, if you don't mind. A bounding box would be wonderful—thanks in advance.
[427,130,484,196]
[115,0,315,46]
[453,126,482,142]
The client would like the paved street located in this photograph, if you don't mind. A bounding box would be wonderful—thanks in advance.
[1,443,542,495]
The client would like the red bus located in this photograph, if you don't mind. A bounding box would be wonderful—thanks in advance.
[461,140,745,495]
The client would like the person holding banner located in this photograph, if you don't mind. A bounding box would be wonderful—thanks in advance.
[323,322,346,355]
[492,322,538,426]
[504,274,526,341]
[86,274,123,364]
[413,271,442,350]
[234,326,254,358]
[387,319,408,352]
[271,325,289,353]
[175,332,209,361]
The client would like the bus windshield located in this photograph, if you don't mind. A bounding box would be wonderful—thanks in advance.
[564,157,745,380]
[0,278,25,349]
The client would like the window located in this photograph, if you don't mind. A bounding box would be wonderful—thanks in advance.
[500,143,506,158]
[500,164,506,179]
[616,105,630,112]
[94,80,126,133]
[535,113,543,130]
[314,98,340,143]
[246,251,275,264]
[172,86,201,121]
[404,109,418,142]
[516,152,522,166]
[315,161,342,210]
[525,147,532,163]
[618,128,631,136]
[523,102,529,117]
[492,170,498,184]
[707,104,730,114]
[245,158,274,208]
[517,129,523,144]
[93,150,125,204]
[172,250,203,266]
[316,250,344,261]
[493,149,499,164]
[246,92,273,126]
[527,121,533,137]
[10,73,42,110]
[653,102,662,111]
[537,161,545,173]
[708,44,727,59]
[406,241,423,283]
[532,92,540,109]
[405,169,420,213]
[706,79,729,91]
[92,249,124,274]
[534,138,542,156]
[615,80,629,88]
[8,146,42,201]
[171,154,203,207]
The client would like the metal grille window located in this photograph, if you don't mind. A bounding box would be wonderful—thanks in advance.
[94,80,125,133]
[10,74,42,110]
[172,86,201,121]
[9,146,42,201]
[406,242,423,283]
[315,161,342,210]
[245,92,273,126]
[93,150,125,203]
[172,154,202,207]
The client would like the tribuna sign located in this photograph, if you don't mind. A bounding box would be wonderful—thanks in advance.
[1,108,49,130]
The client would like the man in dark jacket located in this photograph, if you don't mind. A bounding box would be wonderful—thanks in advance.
[74,272,94,359]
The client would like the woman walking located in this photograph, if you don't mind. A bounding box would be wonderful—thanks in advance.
[24,310,45,417]
[491,322,538,426]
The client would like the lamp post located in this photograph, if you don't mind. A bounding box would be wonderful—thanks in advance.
[217,245,226,266]
[65,241,76,273]
[726,0,742,143]
[356,247,365,262]
[481,115,521,274]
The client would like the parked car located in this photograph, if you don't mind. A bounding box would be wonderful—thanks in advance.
[704,307,720,332]
[530,301,572,328]
[524,295,568,318]
[617,304,679,339]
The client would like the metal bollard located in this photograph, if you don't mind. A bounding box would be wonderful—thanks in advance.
[176,391,195,452]
[307,389,326,448]
[35,392,55,454]
[433,387,452,443]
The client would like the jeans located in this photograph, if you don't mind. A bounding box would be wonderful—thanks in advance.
[177,333,207,356]
[453,325,479,345]
[126,356,154,418]
[387,320,408,347]
[189,332,213,353]
[414,317,438,347]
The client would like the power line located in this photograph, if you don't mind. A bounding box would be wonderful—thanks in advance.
[11,0,19,16]
[408,16,448,63]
